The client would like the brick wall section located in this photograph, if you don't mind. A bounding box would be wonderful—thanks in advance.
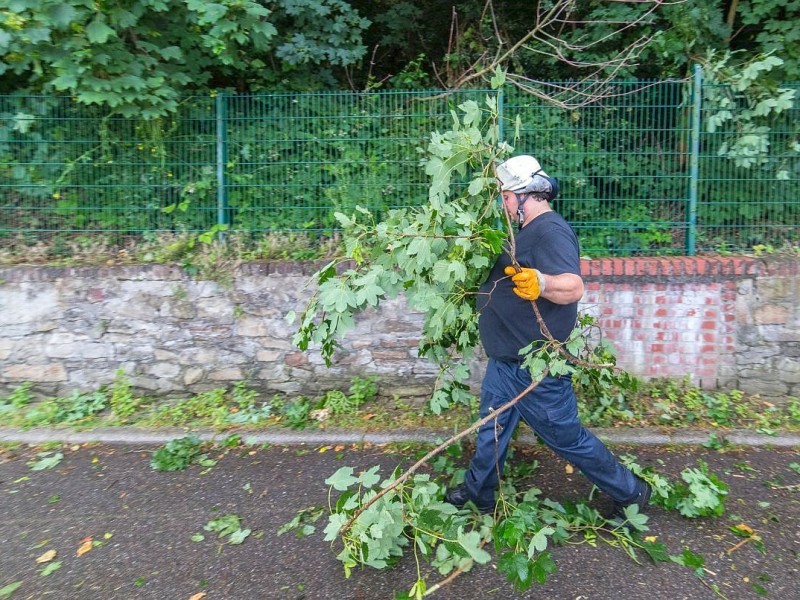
[0,256,798,400]
[580,257,760,390]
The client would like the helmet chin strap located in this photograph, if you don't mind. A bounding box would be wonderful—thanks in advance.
[514,192,530,229]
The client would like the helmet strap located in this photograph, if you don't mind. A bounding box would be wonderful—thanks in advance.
[514,192,529,229]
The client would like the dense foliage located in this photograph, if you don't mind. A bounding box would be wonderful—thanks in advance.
[1,1,798,255]
[2,1,799,100]
[0,0,370,116]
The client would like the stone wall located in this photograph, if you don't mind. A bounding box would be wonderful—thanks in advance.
[1,257,798,400]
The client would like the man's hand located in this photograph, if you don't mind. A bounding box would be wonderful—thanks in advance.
[504,266,546,301]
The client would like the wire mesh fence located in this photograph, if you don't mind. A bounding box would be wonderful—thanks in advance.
[1,77,798,256]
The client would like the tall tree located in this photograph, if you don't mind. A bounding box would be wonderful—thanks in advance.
[0,0,370,117]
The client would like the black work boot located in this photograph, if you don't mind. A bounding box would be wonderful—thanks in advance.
[444,483,495,514]
[611,477,652,521]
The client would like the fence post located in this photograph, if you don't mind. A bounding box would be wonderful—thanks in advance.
[216,92,229,237]
[497,87,504,144]
[687,64,702,255]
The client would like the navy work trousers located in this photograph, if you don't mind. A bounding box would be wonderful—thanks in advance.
[463,358,639,508]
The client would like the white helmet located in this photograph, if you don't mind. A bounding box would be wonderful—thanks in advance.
[496,155,557,199]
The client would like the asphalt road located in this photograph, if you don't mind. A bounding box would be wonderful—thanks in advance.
[1,439,798,600]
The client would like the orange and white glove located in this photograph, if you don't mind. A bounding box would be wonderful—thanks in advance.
[504,266,546,301]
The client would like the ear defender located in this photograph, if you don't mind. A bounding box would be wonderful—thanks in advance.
[546,177,559,201]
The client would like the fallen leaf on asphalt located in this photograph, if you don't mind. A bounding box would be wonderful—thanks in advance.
[77,537,93,556]
[189,593,207,600]
[565,464,574,474]
[35,550,57,563]
[28,452,64,471]
[39,562,62,576]
[334,445,345,452]
[0,582,22,598]
[733,523,755,535]
[644,536,657,543]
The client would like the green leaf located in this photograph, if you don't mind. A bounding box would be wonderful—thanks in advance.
[356,465,381,488]
[51,73,78,91]
[157,46,183,61]
[406,237,434,267]
[204,514,242,538]
[353,278,385,306]
[39,561,62,576]
[150,436,202,471]
[671,548,705,575]
[527,526,555,557]
[319,280,358,313]
[457,531,491,564]
[431,260,451,283]
[0,582,22,598]
[620,505,649,531]
[497,551,532,592]
[228,528,251,545]
[28,452,64,471]
[48,3,78,27]
[467,176,486,196]
[325,466,358,491]
[642,540,670,563]
[490,67,506,89]
[323,512,347,542]
[531,552,557,584]
[86,19,116,44]
[459,101,481,127]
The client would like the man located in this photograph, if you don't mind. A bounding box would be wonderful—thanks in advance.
[445,154,651,520]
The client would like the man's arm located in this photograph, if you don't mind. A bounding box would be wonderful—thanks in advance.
[504,267,584,304]
[539,272,584,305]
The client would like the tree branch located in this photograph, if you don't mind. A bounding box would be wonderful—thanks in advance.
[339,372,546,536]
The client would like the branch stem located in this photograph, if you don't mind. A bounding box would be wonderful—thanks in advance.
[339,370,547,536]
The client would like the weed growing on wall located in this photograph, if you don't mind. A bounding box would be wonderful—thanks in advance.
[0,376,797,433]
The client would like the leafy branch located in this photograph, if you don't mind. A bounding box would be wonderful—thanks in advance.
[311,452,728,597]
[290,76,698,597]
[338,373,545,538]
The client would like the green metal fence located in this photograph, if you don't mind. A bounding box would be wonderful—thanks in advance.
[1,74,798,256]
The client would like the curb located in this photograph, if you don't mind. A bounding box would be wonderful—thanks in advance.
[1,426,799,448]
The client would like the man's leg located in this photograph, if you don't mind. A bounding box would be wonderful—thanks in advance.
[460,360,522,509]
[514,372,642,504]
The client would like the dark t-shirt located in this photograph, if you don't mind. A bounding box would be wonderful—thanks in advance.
[477,211,581,361]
